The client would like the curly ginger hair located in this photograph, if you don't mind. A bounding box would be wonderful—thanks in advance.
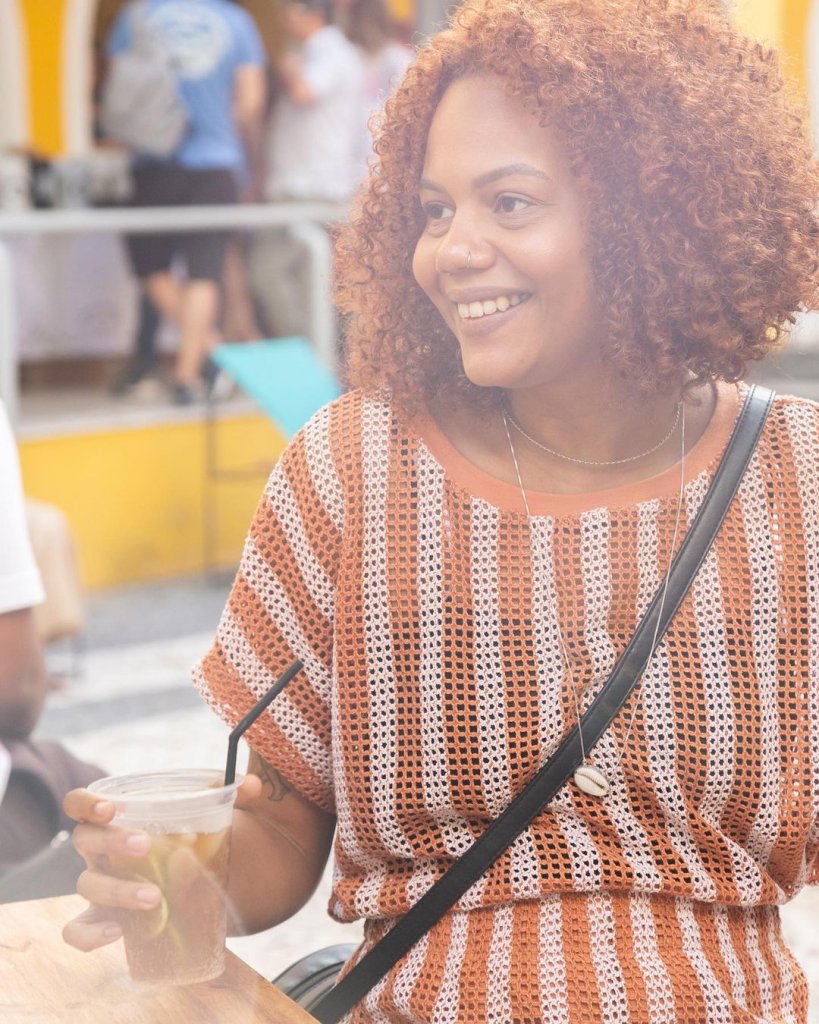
[336,0,819,407]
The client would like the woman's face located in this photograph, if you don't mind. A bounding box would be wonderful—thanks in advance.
[412,75,602,394]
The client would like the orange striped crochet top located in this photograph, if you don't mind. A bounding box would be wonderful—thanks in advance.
[195,381,819,1023]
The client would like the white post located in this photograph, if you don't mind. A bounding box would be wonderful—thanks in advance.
[0,240,17,424]
[288,221,337,372]
[0,202,345,416]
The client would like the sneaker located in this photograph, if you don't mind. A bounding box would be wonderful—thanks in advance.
[110,359,157,397]
[200,356,219,392]
[171,383,196,406]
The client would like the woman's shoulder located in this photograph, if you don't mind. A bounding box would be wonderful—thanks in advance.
[276,387,404,479]
[764,388,819,446]
[752,388,819,488]
[767,388,819,418]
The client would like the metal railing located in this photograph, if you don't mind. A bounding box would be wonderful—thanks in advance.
[0,200,344,423]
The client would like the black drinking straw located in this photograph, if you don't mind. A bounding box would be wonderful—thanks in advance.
[224,659,304,785]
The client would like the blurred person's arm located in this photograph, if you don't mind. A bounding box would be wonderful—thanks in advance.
[277,52,316,106]
[0,402,47,740]
[0,609,47,739]
[278,38,351,108]
[234,63,268,200]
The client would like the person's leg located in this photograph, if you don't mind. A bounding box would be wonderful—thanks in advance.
[172,169,235,401]
[114,166,174,394]
[175,279,220,387]
[111,291,161,394]
[221,240,262,341]
[143,270,183,325]
[134,291,161,367]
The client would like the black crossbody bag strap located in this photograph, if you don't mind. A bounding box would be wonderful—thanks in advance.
[312,384,774,1024]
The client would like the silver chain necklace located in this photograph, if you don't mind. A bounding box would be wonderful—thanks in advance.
[502,404,686,798]
[505,401,682,467]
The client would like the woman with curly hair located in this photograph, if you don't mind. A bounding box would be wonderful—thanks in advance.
[65,0,819,1020]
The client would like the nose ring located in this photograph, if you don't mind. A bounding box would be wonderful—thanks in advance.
[466,250,472,270]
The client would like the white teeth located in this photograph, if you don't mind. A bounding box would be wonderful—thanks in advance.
[457,294,524,319]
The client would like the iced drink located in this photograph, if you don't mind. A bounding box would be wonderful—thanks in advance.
[88,770,239,986]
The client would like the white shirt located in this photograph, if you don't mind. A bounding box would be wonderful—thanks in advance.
[355,41,413,177]
[265,26,364,202]
[0,402,44,615]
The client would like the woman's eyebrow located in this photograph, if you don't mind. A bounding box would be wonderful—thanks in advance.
[473,163,554,188]
[419,163,554,193]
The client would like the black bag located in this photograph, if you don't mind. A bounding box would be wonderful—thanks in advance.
[273,944,359,1013]
[274,386,774,1024]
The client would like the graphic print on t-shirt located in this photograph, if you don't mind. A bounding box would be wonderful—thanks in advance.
[147,1,231,81]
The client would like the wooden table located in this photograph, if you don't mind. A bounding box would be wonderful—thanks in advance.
[0,894,318,1023]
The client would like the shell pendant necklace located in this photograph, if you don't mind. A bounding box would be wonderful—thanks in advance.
[502,401,687,798]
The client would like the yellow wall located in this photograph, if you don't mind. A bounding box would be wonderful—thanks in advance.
[782,0,813,91]
[734,0,782,47]
[19,414,285,589]
[734,0,813,95]
[18,0,68,156]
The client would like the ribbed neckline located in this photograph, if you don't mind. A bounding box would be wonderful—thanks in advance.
[410,380,741,517]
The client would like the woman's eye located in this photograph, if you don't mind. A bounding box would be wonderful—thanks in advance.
[496,195,530,214]
[423,201,453,222]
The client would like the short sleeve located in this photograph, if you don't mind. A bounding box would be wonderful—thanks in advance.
[0,403,44,614]
[233,8,266,68]
[194,412,344,813]
[302,34,359,100]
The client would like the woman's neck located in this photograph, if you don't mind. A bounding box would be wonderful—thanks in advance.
[430,378,718,497]
[505,377,682,467]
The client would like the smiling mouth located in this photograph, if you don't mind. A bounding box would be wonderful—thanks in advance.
[456,293,531,320]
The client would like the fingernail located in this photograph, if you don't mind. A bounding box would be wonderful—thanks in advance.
[125,833,150,853]
[93,800,113,816]
[103,924,122,940]
[136,887,159,906]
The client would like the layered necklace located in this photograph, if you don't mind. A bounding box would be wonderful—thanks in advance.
[506,402,682,467]
[501,401,687,798]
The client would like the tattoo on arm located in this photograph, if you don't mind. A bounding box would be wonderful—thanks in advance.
[248,750,293,802]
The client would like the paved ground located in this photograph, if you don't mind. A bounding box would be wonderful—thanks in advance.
[33,364,819,1015]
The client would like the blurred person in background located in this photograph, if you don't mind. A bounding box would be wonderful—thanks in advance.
[0,402,101,881]
[344,0,413,175]
[104,0,267,404]
[249,0,363,339]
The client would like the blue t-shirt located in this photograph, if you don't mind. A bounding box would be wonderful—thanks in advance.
[108,0,266,173]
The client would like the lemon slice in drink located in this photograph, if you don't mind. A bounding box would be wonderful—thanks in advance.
[126,870,170,940]
[141,892,170,940]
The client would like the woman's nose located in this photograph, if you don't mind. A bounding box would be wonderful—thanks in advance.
[434,227,494,274]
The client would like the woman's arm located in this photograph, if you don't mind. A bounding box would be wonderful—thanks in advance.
[226,750,335,933]
[0,607,47,739]
[62,752,335,952]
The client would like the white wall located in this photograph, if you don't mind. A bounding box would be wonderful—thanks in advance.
[0,0,29,151]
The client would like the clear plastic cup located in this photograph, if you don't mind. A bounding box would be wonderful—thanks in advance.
[88,769,239,986]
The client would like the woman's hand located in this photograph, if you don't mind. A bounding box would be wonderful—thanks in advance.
[61,775,263,952]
